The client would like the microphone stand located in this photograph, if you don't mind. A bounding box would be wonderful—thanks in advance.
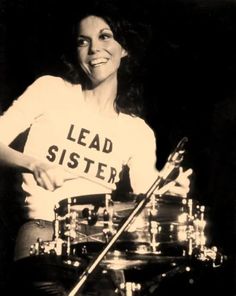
[68,137,188,296]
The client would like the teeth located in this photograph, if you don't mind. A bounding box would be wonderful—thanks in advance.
[90,58,108,66]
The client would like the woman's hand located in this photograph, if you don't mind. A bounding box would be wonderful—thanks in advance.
[158,167,193,197]
[29,160,77,191]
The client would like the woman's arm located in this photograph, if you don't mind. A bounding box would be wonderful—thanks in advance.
[0,76,78,190]
[127,120,192,197]
[0,141,34,172]
[0,142,77,191]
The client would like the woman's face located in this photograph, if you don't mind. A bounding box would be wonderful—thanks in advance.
[76,15,127,86]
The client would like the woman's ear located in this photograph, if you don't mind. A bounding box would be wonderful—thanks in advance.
[121,48,128,58]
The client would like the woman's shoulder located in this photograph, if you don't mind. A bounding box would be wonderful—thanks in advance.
[19,75,83,110]
[119,113,155,138]
[120,113,153,129]
[29,75,82,102]
[33,75,81,90]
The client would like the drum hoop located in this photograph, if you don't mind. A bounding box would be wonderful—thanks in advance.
[55,193,111,213]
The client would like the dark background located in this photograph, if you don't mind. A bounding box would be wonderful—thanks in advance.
[0,0,236,294]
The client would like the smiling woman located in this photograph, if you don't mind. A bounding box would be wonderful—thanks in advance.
[0,0,192,295]
[76,15,127,88]
[76,16,127,87]
[62,1,153,117]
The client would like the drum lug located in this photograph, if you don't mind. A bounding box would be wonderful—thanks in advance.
[29,237,65,256]
[119,282,142,296]
[192,246,225,268]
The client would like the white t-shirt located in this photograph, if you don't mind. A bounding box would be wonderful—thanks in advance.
[0,75,157,220]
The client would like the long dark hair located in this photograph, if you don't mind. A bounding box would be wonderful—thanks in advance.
[61,1,151,117]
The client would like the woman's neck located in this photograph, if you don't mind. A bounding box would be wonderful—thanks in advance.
[82,77,118,117]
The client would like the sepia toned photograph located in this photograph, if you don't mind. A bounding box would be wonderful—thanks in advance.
[0,0,235,295]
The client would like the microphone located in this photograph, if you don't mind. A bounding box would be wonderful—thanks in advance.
[167,136,188,165]
[158,137,188,188]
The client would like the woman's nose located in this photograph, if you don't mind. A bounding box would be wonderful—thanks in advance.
[89,39,101,54]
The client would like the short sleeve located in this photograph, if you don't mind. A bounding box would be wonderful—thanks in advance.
[0,75,59,145]
[127,119,158,194]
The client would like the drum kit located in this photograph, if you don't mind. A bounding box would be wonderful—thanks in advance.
[29,138,224,295]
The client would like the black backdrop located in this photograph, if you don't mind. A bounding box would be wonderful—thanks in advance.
[0,0,236,294]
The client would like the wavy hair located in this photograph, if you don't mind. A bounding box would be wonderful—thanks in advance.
[61,1,151,117]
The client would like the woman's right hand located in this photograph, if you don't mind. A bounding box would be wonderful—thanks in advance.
[29,160,77,191]
[0,143,78,191]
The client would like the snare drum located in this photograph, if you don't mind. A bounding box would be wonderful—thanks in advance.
[53,193,206,266]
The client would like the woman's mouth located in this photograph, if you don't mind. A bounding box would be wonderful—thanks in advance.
[89,58,109,67]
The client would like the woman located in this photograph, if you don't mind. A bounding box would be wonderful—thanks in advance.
[0,3,192,295]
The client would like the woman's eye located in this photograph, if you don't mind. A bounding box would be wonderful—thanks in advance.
[77,38,89,47]
[100,33,113,40]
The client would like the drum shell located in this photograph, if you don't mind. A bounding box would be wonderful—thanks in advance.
[55,195,199,257]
